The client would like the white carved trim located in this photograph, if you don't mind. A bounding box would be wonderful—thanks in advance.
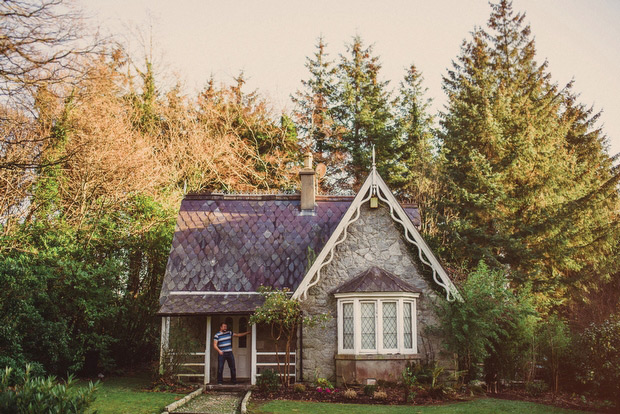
[293,167,460,302]
[292,174,374,300]
[373,172,460,301]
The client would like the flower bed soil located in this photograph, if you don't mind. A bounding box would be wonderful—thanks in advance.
[253,385,617,413]
[252,385,470,406]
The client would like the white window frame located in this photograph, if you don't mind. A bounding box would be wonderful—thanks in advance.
[336,292,419,355]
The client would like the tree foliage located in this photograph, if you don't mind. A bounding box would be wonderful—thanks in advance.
[0,365,98,414]
[0,47,300,376]
[250,287,329,387]
[438,0,620,304]
[577,314,620,403]
[436,261,537,383]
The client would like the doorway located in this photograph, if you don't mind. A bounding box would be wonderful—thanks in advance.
[216,315,251,379]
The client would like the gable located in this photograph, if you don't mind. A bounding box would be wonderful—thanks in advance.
[293,168,459,302]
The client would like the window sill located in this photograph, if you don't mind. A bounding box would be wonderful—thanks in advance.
[335,353,421,361]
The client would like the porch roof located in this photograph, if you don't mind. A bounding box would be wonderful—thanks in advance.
[157,293,265,315]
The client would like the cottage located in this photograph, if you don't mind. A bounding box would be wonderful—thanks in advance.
[157,153,458,385]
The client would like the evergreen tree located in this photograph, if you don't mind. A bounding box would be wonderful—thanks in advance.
[439,0,619,303]
[390,64,440,233]
[332,35,396,190]
[292,37,344,193]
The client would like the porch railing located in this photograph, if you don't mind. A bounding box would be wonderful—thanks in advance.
[255,351,296,378]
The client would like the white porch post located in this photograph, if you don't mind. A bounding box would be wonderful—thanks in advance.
[251,323,257,385]
[205,316,211,385]
[159,317,170,371]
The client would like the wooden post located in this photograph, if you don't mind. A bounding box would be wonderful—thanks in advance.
[251,323,257,385]
[205,316,211,385]
[159,317,170,372]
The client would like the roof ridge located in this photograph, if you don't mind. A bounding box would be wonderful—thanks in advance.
[183,193,356,201]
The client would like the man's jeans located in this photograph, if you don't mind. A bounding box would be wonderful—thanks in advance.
[217,351,236,383]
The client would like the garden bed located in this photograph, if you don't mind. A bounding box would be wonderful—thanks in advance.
[252,384,616,413]
[251,384,470,406]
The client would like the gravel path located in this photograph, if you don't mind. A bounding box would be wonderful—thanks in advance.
[172,391,243,414]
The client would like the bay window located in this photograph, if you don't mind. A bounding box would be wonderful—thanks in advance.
[336,292,419,355]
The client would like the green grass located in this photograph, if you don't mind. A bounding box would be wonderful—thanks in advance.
[82,374,186,414]
[249,398,587,414]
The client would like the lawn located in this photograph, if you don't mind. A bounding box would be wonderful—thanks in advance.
[249,398,588,414]
[82,374,186,414]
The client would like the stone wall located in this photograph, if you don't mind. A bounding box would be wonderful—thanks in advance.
[300,203,447,382]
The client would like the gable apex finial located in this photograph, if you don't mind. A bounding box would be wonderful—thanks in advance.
[372,144,376,170]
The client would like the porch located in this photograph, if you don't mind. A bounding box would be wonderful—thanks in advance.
[160,315,297,385]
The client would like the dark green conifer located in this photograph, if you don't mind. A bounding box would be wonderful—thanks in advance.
[439,0,619,303]
[332,35,396,190]
[390,64,439,233]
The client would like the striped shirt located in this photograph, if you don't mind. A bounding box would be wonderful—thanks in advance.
[214,330,233,352]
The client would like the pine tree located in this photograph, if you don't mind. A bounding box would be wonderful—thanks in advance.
[390,64,440,233]
[333,35,396,190]
[439,0,619,303]
[292,37,344,193]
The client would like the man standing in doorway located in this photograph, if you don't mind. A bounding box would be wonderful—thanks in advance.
[213,322,250,385]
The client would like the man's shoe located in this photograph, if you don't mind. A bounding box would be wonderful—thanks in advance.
[218,382,223,385]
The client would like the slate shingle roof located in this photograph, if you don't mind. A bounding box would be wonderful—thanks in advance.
[158,193,421,315]
[332,266,422,294]
[158,293,265,315]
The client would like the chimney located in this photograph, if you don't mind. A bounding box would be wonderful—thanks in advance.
[299,152,315,212]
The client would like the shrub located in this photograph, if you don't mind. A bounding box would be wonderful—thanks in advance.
[537,315,571,393]
[314,377,333,390]
[257,369,280,392]
[577,315,620,403]
[293,383,306,393]
[363,384,376,396]
[526,381,548,397]
[343,389,357,399]
[402,363,420,402]
[0,365,98,414]
[373,390,388,400]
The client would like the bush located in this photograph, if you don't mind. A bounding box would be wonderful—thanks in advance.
[435,261,538,383]
[363,384,376,396]
[314,377,333,390]
[402,363,420,402]
[577,315,620,403]
[293,383,306,392]
[257,369,280,392]
[373,390,388,400]
[343,389,357,399]
[526,381,548,397]
[0,365,98,414]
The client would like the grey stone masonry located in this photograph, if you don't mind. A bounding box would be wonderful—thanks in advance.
[300,203,446,382]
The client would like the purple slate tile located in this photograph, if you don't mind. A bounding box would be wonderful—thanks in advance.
[159,194,420,313]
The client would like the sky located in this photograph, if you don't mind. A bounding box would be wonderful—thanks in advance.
[80,0,620,156]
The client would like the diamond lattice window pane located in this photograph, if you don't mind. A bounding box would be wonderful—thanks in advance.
[383,302,397,349]
[361,302,376,349]
[404,302,413,349]
[343,303,354,349]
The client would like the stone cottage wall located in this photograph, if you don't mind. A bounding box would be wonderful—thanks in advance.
[300,203,447,382]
